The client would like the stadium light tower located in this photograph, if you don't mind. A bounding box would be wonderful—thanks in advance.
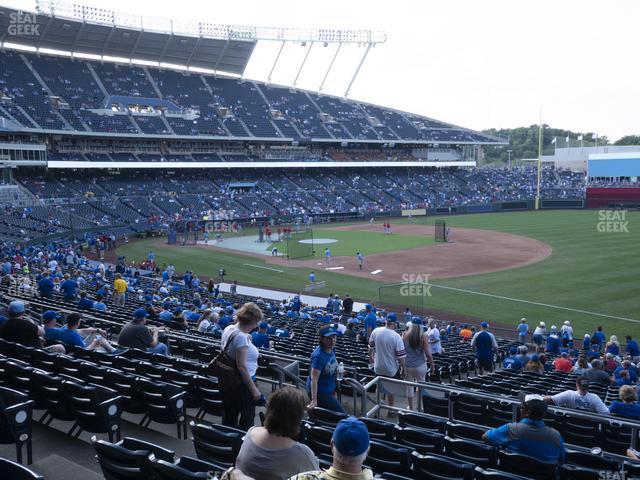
[507,149,512,170]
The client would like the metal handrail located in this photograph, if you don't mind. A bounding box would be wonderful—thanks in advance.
[360,375,640,448]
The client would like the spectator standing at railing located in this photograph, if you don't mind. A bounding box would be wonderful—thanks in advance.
[307,326,345,413]
[369,313,406,418]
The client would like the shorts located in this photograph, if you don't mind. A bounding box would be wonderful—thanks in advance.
[533,334,543,345]
[476,358,494,371]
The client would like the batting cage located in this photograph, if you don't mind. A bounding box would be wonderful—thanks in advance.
[286,228,314,259]
[170,219,200,245]
[435,220,447,242]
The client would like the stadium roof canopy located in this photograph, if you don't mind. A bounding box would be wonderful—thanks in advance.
[0,1,385,75]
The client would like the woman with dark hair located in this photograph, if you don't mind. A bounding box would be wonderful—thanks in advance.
[306,325,345,413]
[220,302,266,430]
[235,387,318,479]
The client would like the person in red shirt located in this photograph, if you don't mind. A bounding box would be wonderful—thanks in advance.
[553,351,573,373]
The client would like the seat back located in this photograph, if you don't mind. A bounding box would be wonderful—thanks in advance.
[446,421,488,441]
[302,422,334,456]
[497,450,557,480]
[91,436,154,480]
[308,406,348,427]
[398,411,447,433]
[0,457,43,480]
[422,391,450,417]
[365,439,412,476]
[412,451,475,480]
[189,422,244,468]
[443,436,497,468]
[395,426,444,454]
[359,417,396,441]
[474,466,534,480]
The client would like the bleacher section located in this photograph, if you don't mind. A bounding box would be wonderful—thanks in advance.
[1,267,639,479]
[0,49,502,144]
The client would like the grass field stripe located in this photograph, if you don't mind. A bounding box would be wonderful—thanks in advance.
[428,283,640,323]
[242,263,283,273]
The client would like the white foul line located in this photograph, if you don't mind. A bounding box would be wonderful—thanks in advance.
[242,263,283,273]
[428,283,640,324]
[371,269,382,275]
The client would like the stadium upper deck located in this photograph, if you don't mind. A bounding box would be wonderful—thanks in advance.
[0,48,501,145]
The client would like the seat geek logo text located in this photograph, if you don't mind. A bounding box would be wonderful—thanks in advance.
[8,12,40,37]
[597,210,629,233]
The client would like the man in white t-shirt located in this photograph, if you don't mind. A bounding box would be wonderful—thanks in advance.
[544,376,609,415]
[426,318,443,354]
[368,313,406,417]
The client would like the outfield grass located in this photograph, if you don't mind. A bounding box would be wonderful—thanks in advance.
[266,228,434,257]
[117,210,640,338]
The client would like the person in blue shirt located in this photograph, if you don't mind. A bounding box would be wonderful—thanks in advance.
[306,326,345,413]
[614,360,639,383]
[582,334,591,351]
[38,272,54,298]
[517,318,529,344]
[58,313,115,352]
[43,310,63,343]
[363,305,377,339]
[591,326,605,351]
[609,385,640,420]
[159,305,173,323]
[308,271,316,284]
[251,321,270,349]
[503,347,523,370]
[93,294,107,312]
[77,292,94,310]
[483,394,565,463]
[625,335,640,361]
[59,274,78,300]
[545,326,561,354]
[471,322,498,374]
[275,323,291,338]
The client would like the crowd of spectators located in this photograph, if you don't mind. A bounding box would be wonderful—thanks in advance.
[0,165,586,242]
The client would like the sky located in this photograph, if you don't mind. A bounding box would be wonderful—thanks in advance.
[3,0,638,141]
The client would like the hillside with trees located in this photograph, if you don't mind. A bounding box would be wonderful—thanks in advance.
[481,126,610,165]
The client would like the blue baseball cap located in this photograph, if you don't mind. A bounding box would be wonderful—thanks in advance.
[332,417,370,456]
[42,310,60,322]
[480,322,489,328]
[133,308,148,318]
[259,321,269,329]
[319,326,338,337]
[365,304,372,310]
[9,301,25,314]
[509,347,517,354]
[386,312,398,322]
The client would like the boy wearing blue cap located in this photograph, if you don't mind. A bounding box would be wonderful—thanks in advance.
[291,416,373,479]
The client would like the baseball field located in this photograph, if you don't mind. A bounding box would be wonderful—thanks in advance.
[115,210,640,338]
